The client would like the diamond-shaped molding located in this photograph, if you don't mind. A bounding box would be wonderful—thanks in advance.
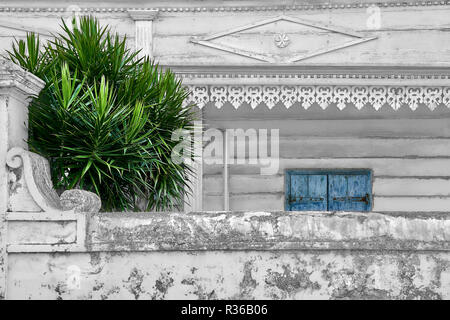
[191,15,377,63]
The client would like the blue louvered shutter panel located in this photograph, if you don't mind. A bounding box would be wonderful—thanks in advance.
[287,174,327,211]
[328,173,371,211]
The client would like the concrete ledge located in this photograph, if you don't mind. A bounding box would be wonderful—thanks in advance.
[88,211,450,252]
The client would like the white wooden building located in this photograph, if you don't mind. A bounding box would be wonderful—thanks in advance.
[1,0,450,214]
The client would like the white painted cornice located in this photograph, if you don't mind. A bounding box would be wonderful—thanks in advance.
[0,1,449,14]
[170,65,450,87]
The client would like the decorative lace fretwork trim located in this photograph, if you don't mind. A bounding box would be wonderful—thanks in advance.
[184,85,450,110]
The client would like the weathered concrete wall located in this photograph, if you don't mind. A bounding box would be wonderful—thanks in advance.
[7,250,450,300]
[6,211,450,300]
[88,211,450,251]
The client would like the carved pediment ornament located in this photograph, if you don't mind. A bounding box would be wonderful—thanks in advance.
[274,33,290,48]
[190,15,377,63]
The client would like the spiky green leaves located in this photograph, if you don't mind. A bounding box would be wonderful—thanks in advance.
[5,16,195,211]
[6,32,53,78]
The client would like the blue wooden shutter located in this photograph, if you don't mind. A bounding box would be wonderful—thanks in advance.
[286,170,372,211]
[328,173,371,211]
[287,174,327,211]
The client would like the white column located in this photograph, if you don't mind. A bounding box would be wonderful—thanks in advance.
[128,9,159,59]
[0,59,45,299]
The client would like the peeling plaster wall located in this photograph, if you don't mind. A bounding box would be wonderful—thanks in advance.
[5,211,450,300]
[7,250,450,300]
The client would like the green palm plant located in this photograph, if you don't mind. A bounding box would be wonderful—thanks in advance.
[5,16,195,211]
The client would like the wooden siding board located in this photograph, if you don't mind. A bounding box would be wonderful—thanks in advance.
[203,193,450,212]
[373,178,450,196]
[203,158,450,176]
[204,175,450,197]
[221,137,450,158]
[373,197,450,212]
[205,118,450,138]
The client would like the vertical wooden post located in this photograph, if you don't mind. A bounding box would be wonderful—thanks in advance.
[0,59,45,299]
[128,9,159,59]
[223,129,230,211]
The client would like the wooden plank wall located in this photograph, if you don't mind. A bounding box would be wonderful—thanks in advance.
[151,5,450,66]
[0,12,134,54]
[0,4,450,66]
[202,103,450,213]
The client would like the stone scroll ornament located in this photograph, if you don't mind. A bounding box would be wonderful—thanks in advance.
[6,147,101,213]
